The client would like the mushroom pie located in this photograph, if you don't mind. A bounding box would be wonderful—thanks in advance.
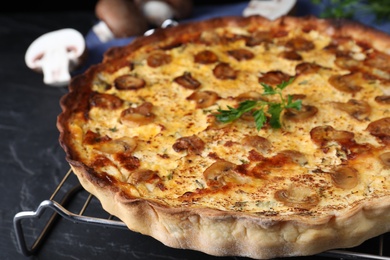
[57,15,390,259]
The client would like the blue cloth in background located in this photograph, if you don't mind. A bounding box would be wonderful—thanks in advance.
[78,1,390,74]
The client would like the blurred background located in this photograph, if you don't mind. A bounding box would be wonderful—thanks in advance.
[0,0,242,12]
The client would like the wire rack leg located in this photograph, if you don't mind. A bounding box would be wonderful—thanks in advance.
[13,184,83,256]
[13,186,128,256]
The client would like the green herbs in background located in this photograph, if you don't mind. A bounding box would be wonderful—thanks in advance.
[214,78,301,130]
[312,0,390,22]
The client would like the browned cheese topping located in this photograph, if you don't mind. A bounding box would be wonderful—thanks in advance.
[65,18,390,218]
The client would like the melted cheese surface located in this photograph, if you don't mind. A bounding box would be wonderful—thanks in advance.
[67,20,390,218]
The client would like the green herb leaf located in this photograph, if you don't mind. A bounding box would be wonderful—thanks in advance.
[276,77,295,91]
[261,83,276,95]
[268,103,283,129]
[253,109,267,130]
[286,95,302,110]
[213,78,300,130]
[312,0,390,22]
[215,101,259,123]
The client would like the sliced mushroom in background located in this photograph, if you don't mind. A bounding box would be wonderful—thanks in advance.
[284,105,318,122]
[364,51,390,71]
[310,125,355,147]
[274,185,319,209]
[129,169,161,185]
[367,117,390,143]
[295,62,322,75]
[281,50,302,61]
[332,99,371,121]
[147,51,172,67]
[187,91,220,108]
[213,62,238,80]
[94,137,138,155]
[114,75,146,90]
[286,37,315,51]
[328,72,364,94]
[120,102,156,126]
[290,94,306,100]
[172,135,205,155]
[334,55,362,70]
[25,28,86,87]
[258,71,291,85]
[375,95,390,104]
[245,30,273,46]
[379,152,390,167]
[227,48,255,61]
[330,166,359,190]
[89,92,124,110]
[174,72,201,89]
[194,50,219,64]
[242,135,272,154]
[203,160,240,188]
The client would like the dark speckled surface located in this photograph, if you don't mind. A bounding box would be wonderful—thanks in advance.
[1,2,389,260]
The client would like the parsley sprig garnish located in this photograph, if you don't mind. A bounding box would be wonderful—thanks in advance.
[214,78,301,130]
[312,0,390,22]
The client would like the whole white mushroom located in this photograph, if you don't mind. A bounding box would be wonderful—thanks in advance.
[25,28,86,87]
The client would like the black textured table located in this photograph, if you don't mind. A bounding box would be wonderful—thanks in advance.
[1,4,389,260]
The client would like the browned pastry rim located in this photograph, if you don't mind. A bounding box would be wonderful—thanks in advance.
[57,15,390,259]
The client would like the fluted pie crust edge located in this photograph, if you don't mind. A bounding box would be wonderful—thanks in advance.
[58,15,390,259]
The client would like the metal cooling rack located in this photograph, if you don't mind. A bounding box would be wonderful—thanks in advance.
[14,168,390,259]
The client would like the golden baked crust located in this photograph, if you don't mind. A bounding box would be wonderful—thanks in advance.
[57,15,390,259]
